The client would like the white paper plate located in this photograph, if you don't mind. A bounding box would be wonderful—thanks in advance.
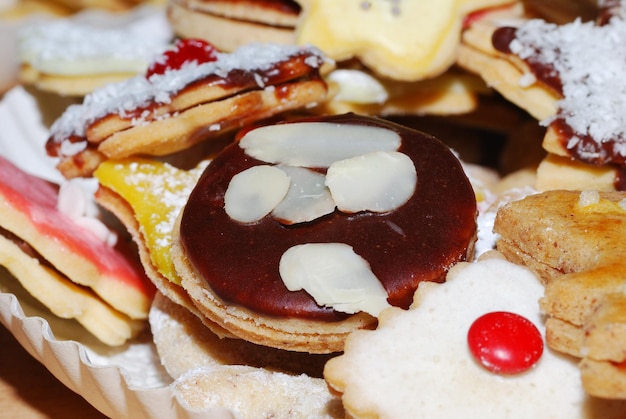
[0,266,241,419]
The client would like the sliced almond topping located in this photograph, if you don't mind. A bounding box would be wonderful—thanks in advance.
[224,165,290,223]
[239,122,401,168]
[279,243,391,317]
[325,151,417,213]
[271,166,335,225]
[327,69,389,104]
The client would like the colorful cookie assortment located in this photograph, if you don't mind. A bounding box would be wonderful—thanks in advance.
[2,0,626,417]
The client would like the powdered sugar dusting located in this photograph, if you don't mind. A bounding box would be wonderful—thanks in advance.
[18,14,171,76]
[119,160,208,251]
[510,16,626,162]
[49,44,327,151]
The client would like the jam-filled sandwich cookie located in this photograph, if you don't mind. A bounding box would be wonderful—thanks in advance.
[46,38,331,179]
[167,0,300,52]
[17,8,172,97]
[459,3,626,192]
[324,254,626,418]
[494,189,626,398]
[173,113,477,354]
[0,156,155,345]
[294,0,518,81]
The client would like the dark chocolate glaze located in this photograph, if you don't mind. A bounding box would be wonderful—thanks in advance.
[492,25,626,184]
[492,27,563,94]
[180,114,477,321]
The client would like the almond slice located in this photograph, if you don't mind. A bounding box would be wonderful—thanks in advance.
[271,166,335,225]
[279,242,391,317]
[239,122,401,167]
[326,151,417,213]
[224,165,290,223]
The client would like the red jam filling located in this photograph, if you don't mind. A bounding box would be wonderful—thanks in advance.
[146,38,218,78]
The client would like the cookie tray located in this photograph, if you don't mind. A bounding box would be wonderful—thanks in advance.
[0,267,237,419]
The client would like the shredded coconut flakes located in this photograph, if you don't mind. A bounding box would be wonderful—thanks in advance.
[512,16,626,160]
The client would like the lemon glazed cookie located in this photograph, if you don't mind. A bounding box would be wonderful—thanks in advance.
[173,113,477,354]
[294,0,518,81]
[46,38,331,178]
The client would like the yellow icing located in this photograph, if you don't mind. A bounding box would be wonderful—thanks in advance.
[296,0,512,81]
[94,158,208,285]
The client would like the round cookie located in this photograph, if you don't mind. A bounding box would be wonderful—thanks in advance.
[167,0,300,52]
[174,113,477,353]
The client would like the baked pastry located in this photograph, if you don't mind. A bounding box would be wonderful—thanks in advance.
[172,364,342,418]
[93,158,215,327]
[149,291,335,379]
[167,0,300,52]
[295,0,519,81]
[494,189,626,398]
[459,2,626,191]
[0,155,154,345]
[324,253,626,418]
[173,113,477,353]
[46,38,331,178]
[17,6,172,96]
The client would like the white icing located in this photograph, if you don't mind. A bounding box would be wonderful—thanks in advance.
[329,257,626,417]
[327,69,388,104]
[57,179,118,247]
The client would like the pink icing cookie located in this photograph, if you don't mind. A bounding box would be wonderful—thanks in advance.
[0,156,154,343]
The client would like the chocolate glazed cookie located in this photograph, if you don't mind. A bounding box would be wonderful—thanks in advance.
[174,113,477,353]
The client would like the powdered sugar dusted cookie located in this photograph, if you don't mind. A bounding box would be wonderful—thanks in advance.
[324,254,626,417]
[17,6,172,96]
[173,364,343,418]
[93,158,216,327]
[149,291,335,379]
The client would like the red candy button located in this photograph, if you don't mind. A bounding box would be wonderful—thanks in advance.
[467,311,543,374]
[146,38,218,78]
